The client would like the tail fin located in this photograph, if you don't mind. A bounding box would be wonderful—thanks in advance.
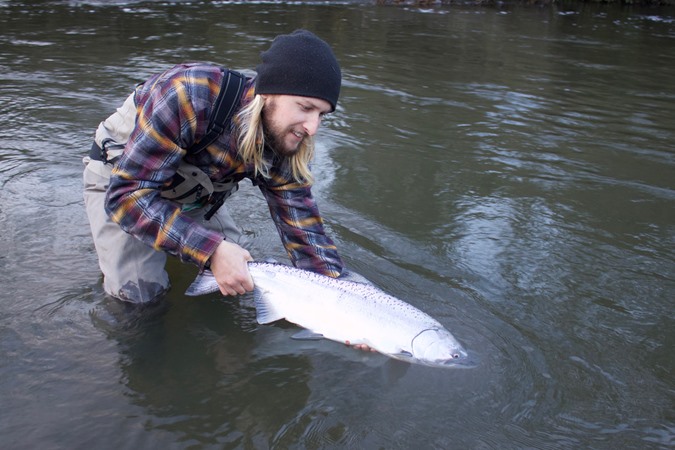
[185,271,220,296]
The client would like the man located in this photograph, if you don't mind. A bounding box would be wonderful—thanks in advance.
[83,30,345,304]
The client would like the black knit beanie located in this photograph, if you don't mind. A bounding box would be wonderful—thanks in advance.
[255,30,341,112]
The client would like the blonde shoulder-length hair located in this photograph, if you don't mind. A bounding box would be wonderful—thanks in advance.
[235,95,314,185]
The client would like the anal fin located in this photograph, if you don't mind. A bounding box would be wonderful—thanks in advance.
[291,329,325,340]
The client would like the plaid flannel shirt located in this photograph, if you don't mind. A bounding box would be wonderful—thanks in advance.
[105,63,343,277]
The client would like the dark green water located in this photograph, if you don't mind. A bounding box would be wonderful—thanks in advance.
[1,1,673,448]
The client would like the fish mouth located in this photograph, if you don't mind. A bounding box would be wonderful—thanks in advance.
[437,350,478,368]
[398,351,477,369]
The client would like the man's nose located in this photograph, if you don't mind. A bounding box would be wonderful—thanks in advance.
[303,114,321,136]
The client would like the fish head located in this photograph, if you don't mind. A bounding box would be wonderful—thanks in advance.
[410,328,472,367]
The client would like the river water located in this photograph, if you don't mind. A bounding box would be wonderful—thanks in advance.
[1,1,673,448]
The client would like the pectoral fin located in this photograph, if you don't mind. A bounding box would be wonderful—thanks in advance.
[390,350,414,361]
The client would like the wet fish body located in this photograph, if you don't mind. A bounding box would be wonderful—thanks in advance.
[186,261,470,368]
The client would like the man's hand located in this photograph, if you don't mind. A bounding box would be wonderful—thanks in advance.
[345,341,376,352]
[209,240,254,296]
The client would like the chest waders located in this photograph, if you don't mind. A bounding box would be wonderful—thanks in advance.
[89,69,246,220]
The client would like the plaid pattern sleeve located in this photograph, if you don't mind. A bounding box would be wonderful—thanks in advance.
[104,64,225,268]
[259,170,344,278]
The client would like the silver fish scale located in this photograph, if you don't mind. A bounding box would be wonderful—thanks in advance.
[250,261,442,327]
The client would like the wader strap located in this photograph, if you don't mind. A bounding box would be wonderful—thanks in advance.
[89,140,124,164]
[190,69,246,155]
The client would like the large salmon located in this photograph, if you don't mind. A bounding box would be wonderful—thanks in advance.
[186,261,471,368]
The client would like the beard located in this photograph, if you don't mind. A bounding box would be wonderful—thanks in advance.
[261,101,307,157]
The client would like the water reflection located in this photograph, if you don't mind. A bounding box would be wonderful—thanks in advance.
[91,297,307,446]
[90,291,415,447]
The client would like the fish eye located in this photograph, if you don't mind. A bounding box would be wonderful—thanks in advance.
[452,354,459,359]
